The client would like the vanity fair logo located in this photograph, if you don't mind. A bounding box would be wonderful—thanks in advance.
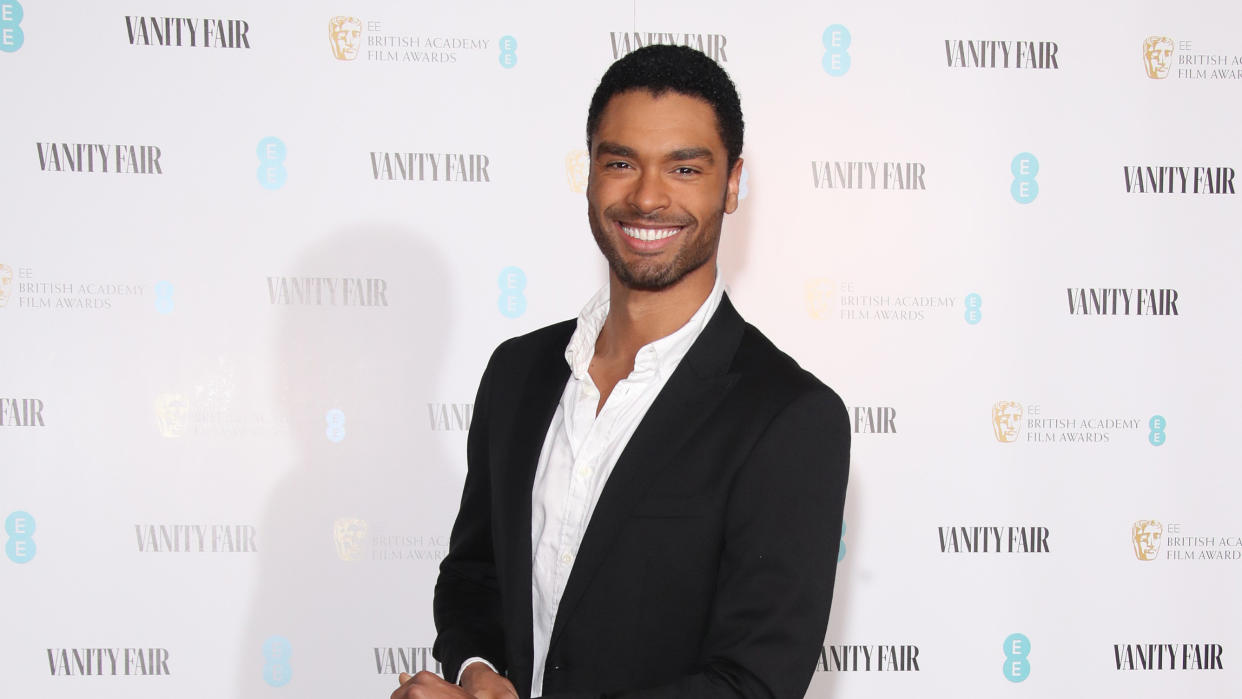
[134,524,258,552]
[47,648,170,676]
[124,15,250,48]
[991,401,1158,445]
[330,17,498,65]
[1,397,44,427]
[266,276,390,306]
[370,151,491,182]
[945,40,1060,69]
[811,160,926,190]
[1114,643,1224,670]
[938,526,1050,553]
[1123,166,1235,194]
[1143,35,1242,80]
[609,31,727,62]
[374,646,441,676]
[1066,288,1179,316]
[1132,520,1242,561]
[36,143,163,174]
[2,265,146,310]
[848,406,896,435]
[334,517,448,562]
[806,279,969,322]
[817,644,920,671]
[428,403,472,431]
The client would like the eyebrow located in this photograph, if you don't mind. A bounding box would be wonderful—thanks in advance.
[595,141,715,164]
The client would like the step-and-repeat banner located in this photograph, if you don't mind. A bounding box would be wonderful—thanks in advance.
[3,1,1240,697]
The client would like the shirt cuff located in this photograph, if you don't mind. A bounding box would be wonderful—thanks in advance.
[456,657,498,685]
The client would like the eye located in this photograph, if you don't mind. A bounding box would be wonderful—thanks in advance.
[673,166,699,176]
[605,161,632,169]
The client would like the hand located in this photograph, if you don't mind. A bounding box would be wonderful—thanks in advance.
[461,662,519,699]
[392,671,471,699]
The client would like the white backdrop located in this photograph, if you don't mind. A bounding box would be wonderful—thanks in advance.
[3,1,1240,697]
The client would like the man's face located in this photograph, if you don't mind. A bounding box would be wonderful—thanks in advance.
[586,90,741,292]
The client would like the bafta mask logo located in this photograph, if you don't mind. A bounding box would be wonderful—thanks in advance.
[805,278,832,319]
[155,393,190,438]
[0,263,12,308]
[992,401,1023,443]
[329,16,362,61]
[565,149,589,193]
[1143,36,1174,79]
[334,517,368,561]
[1132,520,1163,561]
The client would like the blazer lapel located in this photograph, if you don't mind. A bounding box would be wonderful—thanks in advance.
[547,295,746,648]
[499,323,573,687]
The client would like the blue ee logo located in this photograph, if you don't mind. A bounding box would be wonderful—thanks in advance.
[154,281,175,314]
[0,1,24,53]
[964,293,982,325]
[325,409,346,443]
[262,635,292,687]
[1148,415,1167,446]
[837,521,846,562]
[498,266,526,318]
[5,511,36,563]
[1003,633,1031,682]
[821,25,851,76]
[257,137,287,190]
[1011,153,1038,204]
[498,35,517,69]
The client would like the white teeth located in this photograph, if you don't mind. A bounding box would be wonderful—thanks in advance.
[621,225,681,241]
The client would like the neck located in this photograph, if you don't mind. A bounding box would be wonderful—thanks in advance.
[595,263,717,362]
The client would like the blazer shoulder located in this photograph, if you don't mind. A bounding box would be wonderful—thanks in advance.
[733,322,847,418]
[487,318,576,369]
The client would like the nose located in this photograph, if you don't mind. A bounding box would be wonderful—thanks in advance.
[627,168,670,214]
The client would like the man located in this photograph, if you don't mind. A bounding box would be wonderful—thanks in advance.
[395,45,850,699]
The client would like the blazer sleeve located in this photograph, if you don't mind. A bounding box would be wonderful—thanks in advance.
[543,386,850,699]
[433,344,509,682]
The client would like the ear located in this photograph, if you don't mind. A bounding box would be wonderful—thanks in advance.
[724,157,743,214]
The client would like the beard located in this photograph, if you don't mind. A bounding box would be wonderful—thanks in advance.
[587,201,723,292]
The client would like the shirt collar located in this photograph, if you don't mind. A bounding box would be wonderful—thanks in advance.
[564,272,726,381]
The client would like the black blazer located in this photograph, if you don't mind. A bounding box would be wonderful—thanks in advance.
[433,295,850,698]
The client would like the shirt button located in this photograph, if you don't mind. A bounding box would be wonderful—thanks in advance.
[577,466,593,478]
[560,552,573,565]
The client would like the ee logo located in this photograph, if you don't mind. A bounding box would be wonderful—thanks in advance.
[325,409,346,443]
[154,281,175,314]
[964,293,982,325]
[262,635,292,687]
[821,25,851,76]
[498,266,526,318]
[838,521,846,562]
[0,1,24,53]
[257,137,287,190]
[1003,633,1031,682]
[5,511,36,564]
[498,35,517,69]
[1148,415,1167,446]
[1011,153,1038,204]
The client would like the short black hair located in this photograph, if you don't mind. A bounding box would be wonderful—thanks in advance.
[586,45,744,169]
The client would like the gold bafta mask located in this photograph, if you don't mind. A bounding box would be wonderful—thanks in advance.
[329,16,363,61]
[155,393,189,438]
[991,401,1023,443]
[1132,520,1163,561]
[565,150,589,193]
[804,278,832,319]
[0,263,12,307]
[1143,36,1174,79]
[334,517,368,561]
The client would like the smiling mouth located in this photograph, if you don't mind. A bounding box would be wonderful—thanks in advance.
[620,223,684,242]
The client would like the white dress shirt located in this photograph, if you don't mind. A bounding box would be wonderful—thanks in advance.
[527,274,723,696]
